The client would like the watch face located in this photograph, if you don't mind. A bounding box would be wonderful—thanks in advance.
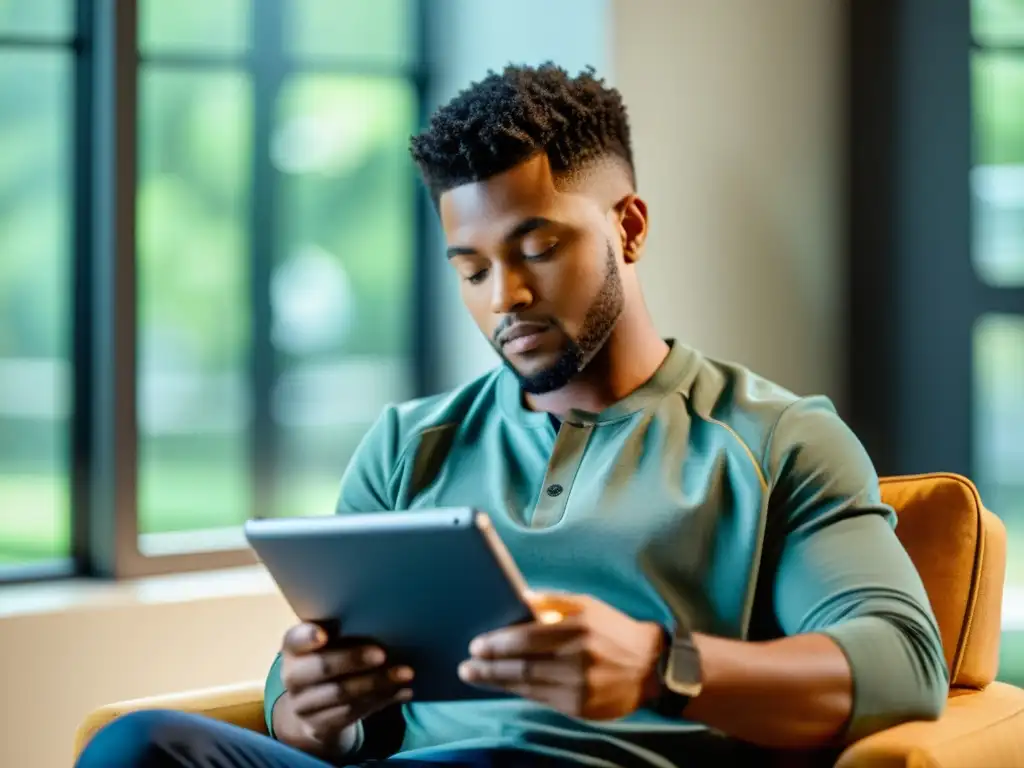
[666,634,703,697]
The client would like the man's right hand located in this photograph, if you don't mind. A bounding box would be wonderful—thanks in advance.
[273,622,414,759]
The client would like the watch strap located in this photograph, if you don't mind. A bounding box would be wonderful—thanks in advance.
[651,626,692,717]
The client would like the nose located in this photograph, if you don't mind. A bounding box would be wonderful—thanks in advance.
[490,263,533,315]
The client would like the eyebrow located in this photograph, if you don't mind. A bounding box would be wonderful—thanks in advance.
[446,216,555,259]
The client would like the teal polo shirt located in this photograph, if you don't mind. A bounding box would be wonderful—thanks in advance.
[264,341,947,766]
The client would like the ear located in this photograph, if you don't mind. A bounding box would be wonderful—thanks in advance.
[613,194,649,264]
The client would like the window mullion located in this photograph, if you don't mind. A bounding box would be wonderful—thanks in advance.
[84,0,140,578]
[249,1,286,520]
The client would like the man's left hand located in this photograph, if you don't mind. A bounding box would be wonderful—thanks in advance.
[458,592,664,720]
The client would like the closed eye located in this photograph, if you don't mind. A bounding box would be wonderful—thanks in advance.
[466,268,489,285]
[523,242,558,261]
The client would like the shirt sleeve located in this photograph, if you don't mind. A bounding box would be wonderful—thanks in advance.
[766,396,948,743]
[263,405,403,737]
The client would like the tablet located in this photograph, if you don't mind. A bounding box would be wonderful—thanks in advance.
[244,508,536,702]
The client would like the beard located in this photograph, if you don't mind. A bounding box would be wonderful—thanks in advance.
[499,241,625,395]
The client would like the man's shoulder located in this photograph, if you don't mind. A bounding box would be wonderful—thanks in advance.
[684,350,843,472]
[380,366,506,460]
[686,351,807,423]
[336,368,507,512]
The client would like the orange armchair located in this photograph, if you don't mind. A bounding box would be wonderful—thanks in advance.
[834,474,1024,766]
[75,473,1024,766]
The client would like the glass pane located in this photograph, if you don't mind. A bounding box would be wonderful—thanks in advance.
[973,0,1024,46]
[139,0,250,56]
[0,0,72,39]
[284,0,414,65]
[971,53,1024,286]
[0,51,70,565]
[973,315,1024,684]
[137,68,253,543]
[270,75,416,517]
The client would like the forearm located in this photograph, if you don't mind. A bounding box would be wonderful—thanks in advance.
[682,632,852,749]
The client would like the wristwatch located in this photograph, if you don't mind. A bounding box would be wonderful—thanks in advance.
[650,623,703,717]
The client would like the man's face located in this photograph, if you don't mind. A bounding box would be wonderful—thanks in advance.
[439,155,626,394]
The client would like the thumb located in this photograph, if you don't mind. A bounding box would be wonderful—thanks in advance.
[283,622,328,655]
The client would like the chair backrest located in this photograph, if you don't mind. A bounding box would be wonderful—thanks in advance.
[881,473,1006,690]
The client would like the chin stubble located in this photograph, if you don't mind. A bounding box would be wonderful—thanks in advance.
[511,241,624,395]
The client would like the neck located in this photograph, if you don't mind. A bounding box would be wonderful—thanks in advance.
[524,309,669,418]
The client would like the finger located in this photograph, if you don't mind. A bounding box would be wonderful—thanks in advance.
[457,673,563,706]
[282,623,328,655]
[291,666,413,714]
[300,702,361,743]
[454,667,583,719]
[283,645,388,691]
[458,658,577,687]
[470,617,584,659]
[303,687,413,741]
[347,686,414,723]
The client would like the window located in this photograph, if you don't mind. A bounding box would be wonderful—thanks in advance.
[848,1,1024,687]
[136,0,420,559]
[972,0,1024,286]
[0,0,427,581]
[136,7,254,553]
[0,1,75,576]
[971,0,1024,684]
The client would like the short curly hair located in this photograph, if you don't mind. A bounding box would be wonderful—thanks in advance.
[409,62,634,204]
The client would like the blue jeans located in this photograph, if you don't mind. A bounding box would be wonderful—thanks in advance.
[74,710,572,768]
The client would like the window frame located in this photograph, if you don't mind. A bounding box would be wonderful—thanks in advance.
[847,0,1024,686]
[846,0,1024,478]
[0,0,433,583]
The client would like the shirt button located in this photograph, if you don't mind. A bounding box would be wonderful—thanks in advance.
[545,484,564,497]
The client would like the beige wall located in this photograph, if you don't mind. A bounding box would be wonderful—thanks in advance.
[0,571,293,768]
[614,0,846,404]
[0,3,845,767]
[432,0,846,405]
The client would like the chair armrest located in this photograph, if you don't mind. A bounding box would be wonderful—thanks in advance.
[836,682,1024,768]
[73,680,266,758]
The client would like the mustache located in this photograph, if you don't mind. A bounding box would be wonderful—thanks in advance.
[492,315,556,344]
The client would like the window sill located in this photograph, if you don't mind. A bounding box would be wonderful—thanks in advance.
[0,564,277,620]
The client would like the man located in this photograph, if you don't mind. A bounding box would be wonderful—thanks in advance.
[77,63,947,768]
